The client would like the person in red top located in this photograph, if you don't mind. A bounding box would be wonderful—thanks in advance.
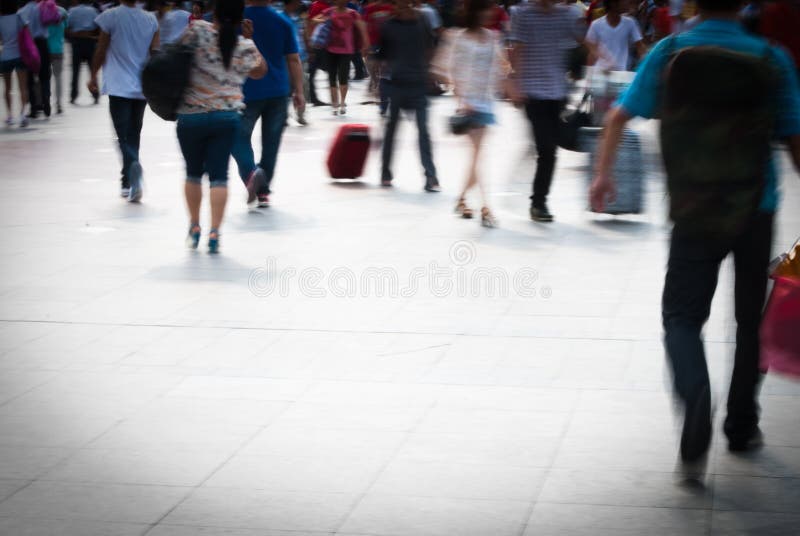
[483,3,509,32]
[313,0,369,115]
[364,0,394,106]
[652,0,673,40]
[759,0,800,70]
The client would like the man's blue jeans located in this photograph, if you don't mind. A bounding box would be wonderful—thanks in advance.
[108,96,147,188]
[381,83,437,182]
[231,96,289,195]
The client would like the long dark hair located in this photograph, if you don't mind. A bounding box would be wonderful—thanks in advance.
[216,0,244,70]
[464,0,491,30]
[1,0,18,16]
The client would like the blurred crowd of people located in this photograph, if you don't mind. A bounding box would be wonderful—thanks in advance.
[0,0,799,489]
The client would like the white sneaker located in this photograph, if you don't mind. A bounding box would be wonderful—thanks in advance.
[5,117,13,127]
[127,161,143,203]
[332,105,339,116]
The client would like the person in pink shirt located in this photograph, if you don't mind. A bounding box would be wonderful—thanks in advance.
[314,0,368,115]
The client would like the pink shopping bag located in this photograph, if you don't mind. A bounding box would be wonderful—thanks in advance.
[18,26,40,74]
[760,239,800,378]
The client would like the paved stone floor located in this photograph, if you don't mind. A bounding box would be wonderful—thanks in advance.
[0,78,799,536]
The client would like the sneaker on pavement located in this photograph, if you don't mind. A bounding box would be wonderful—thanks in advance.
[127,161,143,203]
[257,194,270,208]
[246,168,266,205]
[424,177,441,193]
[120,187,131,198]
[530,204,554,222]
[728,427,764,454]
[680,385,712,464]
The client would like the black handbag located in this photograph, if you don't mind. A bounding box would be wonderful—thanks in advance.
[557,92,593,151]
[142,43,194,121]
[449,112,476,135]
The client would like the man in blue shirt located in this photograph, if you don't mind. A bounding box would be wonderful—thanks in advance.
[590,0,800,481]
[231,0,305,209]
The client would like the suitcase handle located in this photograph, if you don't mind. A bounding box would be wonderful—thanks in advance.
[346,132,370,142]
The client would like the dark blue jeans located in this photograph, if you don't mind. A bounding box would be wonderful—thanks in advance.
[381,83,437,181]
[176,111,241,187]
[108,96,147,188]
[662,212,773,444]
[231,96,289,195]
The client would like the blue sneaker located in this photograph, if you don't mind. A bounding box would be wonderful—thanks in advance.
[208,228,220,254]
[186,224,201,250]
[128,162,143,203]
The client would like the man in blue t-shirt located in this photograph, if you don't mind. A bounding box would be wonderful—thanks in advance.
[590,0,800,482]
[230,0,305,208]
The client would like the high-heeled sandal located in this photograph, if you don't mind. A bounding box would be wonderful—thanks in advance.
[481,207,497,228]
[208,228,220,254]
[455,198,473,219]
[186,223,201,250]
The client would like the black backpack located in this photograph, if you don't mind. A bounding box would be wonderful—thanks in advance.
[141,43,194,121]
[660,42,778,239]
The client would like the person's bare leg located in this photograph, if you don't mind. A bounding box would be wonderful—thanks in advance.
[184,181,202,226]
[461,128,484,198]
[340,84,348,108]
[17,69,28,111]
[329,84,339,110]
[470,127,488,208]
[3,73,12,118]
[209,185,227,231]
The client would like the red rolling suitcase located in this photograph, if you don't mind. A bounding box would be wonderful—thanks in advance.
[327,124,370,179]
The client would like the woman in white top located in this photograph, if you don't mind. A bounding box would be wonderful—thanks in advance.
[0,0,29,127]
[446,0,511,227]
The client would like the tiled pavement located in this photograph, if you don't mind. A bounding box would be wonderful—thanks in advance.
[0,78,798,536]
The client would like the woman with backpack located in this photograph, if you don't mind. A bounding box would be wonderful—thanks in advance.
[176,0,266,253]
[0,0,30,127]
[446,0,511,227]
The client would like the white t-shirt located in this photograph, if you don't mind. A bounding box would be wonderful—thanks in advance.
[95,5,159,99]
[586,15,642,71]
[18,1,47,39]
[159,9,190,45]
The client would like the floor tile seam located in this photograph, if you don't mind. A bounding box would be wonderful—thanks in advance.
[140,405,297,536]
[0,319,656,342]
[0,373,63,411]
[8,417,130,486]
[516,370,583,536]
[330,398,441,534]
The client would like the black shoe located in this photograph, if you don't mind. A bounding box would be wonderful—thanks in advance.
[43,103,51,117]
[424,177,441,193]
[728,427,764,454]
[681,384,712,464]
[530,204,554,222]
[27,111,39,119]
[70,97,77,105]
[311,99,329,107]
[57,105,63,115]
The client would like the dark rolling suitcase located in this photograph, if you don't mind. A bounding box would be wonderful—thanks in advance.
[327,124,371,179]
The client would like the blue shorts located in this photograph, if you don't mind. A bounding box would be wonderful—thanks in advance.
[0,58,25,74]
[471,111,496,127]
[176,111,241,188]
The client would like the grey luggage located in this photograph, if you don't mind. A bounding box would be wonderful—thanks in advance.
[579,126,644,215]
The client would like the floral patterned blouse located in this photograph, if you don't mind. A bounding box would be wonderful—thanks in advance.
[178,21,260,114]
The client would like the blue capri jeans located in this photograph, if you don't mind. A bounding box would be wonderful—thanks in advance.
[176,111,241,187]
